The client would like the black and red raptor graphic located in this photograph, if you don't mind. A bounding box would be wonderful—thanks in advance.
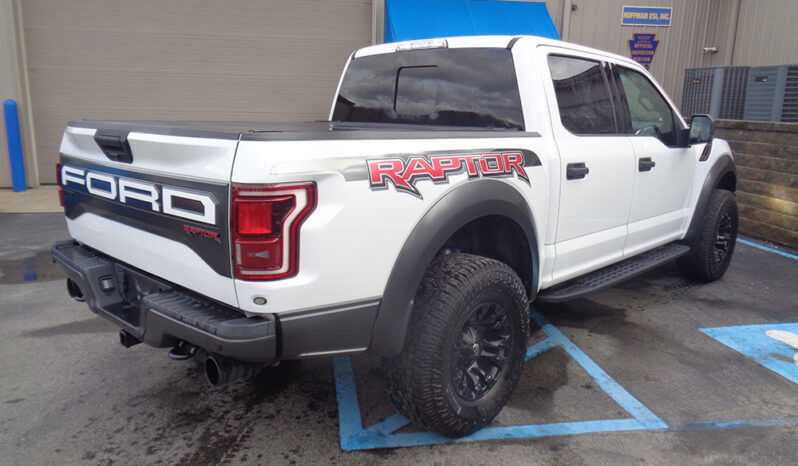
[366,150,538,198]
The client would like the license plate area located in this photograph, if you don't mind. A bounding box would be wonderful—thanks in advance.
[114,264,173,309]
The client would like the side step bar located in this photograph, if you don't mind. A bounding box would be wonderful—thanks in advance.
[537,242,691,303]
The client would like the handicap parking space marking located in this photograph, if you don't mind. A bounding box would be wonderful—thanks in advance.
[701,323,798,385]
[332,308,667,451]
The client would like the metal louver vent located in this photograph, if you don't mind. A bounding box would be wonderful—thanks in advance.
[744,65,798,122]
[782,66,798,122]
[682,67,748,119]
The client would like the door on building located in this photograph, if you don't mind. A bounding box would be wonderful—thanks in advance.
[542,51,636,283]
[20,0,373,184]
[610,64,695,256]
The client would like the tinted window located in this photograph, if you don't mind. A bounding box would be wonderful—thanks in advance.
[614,67,677,146]
[548,55,617,135]
[332,48,524,130]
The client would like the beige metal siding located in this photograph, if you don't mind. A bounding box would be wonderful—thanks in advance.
[732,0,798,66]
[0,0,36,188]
[547,0,715,110]
[22,0,372,184]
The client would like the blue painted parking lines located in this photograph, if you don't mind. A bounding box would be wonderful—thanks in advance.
[738,237,798,260]
[333,308,667,451]
[701,322,798,385]
[672,417,798,432]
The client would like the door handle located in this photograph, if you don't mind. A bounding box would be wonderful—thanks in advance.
[639,157,656,172]
[566,162,589,180]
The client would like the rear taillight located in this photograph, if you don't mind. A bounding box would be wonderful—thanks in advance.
[56,161,64,207]
[232,182,316,280]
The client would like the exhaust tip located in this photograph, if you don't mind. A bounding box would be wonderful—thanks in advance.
[205,356,223,386]
[204,354,263,387]
[66,279,85,302]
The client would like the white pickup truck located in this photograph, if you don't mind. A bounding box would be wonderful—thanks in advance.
[53,36,738,438]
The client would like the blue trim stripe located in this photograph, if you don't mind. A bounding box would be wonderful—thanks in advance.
[738,238,798,260]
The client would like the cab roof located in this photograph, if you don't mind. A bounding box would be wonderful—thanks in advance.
[354,35,641,70]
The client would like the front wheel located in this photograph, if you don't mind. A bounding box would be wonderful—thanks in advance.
[678,189,738,282]
[383,253,530,438]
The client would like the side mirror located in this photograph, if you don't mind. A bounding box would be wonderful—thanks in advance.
[689,114,715,145]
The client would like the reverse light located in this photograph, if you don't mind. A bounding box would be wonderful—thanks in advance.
[232,182,316,280]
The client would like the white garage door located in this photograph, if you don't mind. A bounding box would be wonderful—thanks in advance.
[22,0,373,183]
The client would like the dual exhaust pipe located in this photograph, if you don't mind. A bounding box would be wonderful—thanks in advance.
[66,271,264,387]
[116,331,262,387]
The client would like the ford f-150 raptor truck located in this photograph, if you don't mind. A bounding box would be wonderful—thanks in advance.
[53,36,738,438]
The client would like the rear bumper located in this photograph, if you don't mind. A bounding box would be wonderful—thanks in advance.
[52,241,276,362]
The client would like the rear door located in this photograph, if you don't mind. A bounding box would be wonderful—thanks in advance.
[59,123,239,307]
[609,64,695,256]
[540,50,636,283]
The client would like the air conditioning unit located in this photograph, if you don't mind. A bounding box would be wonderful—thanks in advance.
[682,66,749,119]
[744,65,798,122]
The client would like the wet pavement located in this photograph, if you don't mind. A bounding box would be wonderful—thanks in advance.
[1,213,797,465]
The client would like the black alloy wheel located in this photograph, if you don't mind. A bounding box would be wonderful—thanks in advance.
[452,302,512,401]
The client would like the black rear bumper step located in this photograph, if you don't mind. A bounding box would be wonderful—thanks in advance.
[537,242,690,303]
[51,241,276,362]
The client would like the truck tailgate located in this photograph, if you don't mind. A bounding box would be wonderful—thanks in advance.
[59,122,240,307]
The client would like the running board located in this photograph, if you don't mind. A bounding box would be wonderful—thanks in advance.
[537,243,691,303]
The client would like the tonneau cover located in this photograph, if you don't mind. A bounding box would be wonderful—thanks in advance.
[69,120,531,142]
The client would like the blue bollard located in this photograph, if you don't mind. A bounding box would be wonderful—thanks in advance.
[3,99,27,192]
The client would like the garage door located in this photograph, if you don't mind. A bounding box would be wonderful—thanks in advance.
[22,0,373,183]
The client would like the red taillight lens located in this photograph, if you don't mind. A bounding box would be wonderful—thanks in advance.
[232,182,316,281]
[236,201,273,235]
[56,161,64,207]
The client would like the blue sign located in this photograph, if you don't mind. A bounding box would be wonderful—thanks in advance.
[629,33,659,69]
[702,323,798,385]
[622,6,672,26]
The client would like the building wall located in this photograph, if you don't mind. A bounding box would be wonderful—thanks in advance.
[732,0,798,66]
[545,0,798,113]
[0,0,37,188]
[715,119,798,248]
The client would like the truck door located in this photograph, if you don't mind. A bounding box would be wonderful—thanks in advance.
[609,64,695,256]
[542,52,636,283]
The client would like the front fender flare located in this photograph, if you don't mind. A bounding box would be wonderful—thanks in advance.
[368,179,538,356]
[685,154,736,242]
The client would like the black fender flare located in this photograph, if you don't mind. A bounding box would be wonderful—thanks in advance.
[684,154,736,242]
[368,178,539,356]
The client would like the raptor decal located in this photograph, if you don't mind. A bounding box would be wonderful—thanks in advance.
[367,150,536,198]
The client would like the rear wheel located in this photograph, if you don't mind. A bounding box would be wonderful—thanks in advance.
[678,189,738,282]
[383,253,529,438]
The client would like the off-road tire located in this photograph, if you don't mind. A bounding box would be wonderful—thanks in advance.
[382,253,529,438]
[678,189,738,282]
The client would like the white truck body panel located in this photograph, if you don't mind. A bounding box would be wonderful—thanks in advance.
[56,34,734,322]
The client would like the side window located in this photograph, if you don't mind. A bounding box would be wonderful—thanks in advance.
[547,55,617,135]
[614,67,677,146]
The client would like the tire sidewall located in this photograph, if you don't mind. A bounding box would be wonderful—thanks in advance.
[703,191,738,279]
[437,268,528,423]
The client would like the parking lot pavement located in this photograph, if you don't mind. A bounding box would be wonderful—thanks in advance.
[1,212,797,465]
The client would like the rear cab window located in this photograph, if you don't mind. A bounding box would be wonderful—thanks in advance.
[332,48,525,130]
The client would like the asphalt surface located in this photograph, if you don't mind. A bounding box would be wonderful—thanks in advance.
[1,213,797,465]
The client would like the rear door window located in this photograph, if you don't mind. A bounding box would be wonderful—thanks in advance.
[547,55,617,135]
